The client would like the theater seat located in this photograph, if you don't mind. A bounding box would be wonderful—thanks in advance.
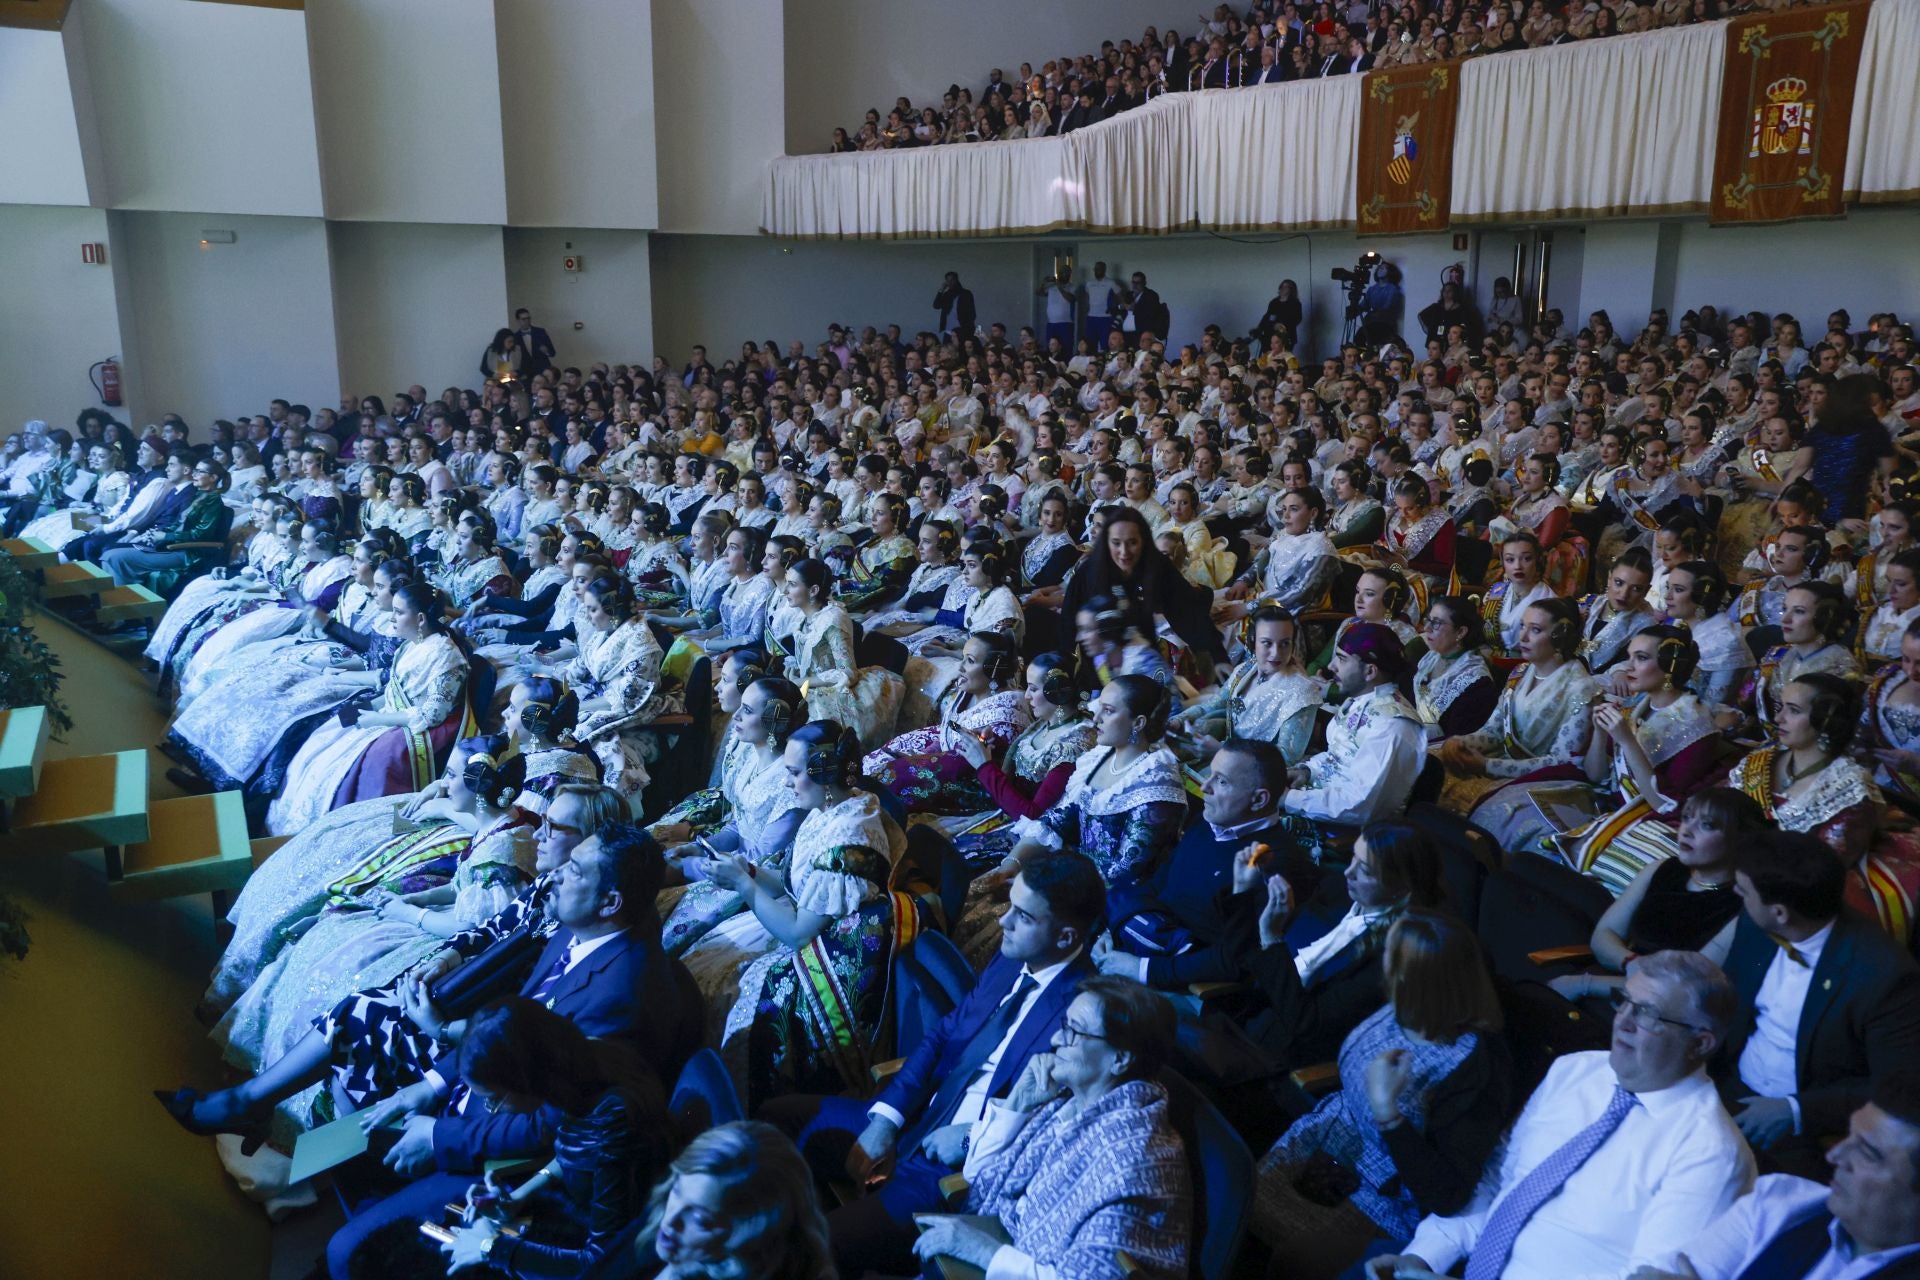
[1159,1066,1253,1280]
[1476,859,1613,986]
[669,1048,743,1141]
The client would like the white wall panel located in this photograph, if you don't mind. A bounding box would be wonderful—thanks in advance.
[0,29,92,207]
[652,0,783,235]
[306,0,509,224]
[0,205,124,431]
[75,0,323,216]
[114,211,338,427]
[505,229,655,370]
[498,0,658,230]
[329,222,509,400]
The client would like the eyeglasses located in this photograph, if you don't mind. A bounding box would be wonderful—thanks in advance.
[1058,1022,1110,1047]
[1610,989,1706,1035]
[538,817,584,838]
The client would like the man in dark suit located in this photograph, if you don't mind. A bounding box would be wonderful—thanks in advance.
[1127,270,1170,341]
[1250,43,1289,84]
[1651,1072,1920,1280]
[1719,831,1920,1179]
[933,271,977,337]
[1341,34,1375,74]
[762,851,1107,1277]
[513,307,556,379]
[322,822,697,1276]
[66,448,196,564]
[1108,738,1319,987]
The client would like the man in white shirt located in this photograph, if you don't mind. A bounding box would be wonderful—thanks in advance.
[1038,273,1076,354]
[1369,950,1755,1280]
[1639,1073,1920,1280]
[761,852,1105,1278]
[1084,262,1120,352]
[1283,623,1425,827]
[1718,831,1920,1179]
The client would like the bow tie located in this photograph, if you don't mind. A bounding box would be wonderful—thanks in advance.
[1770,934,1810,967]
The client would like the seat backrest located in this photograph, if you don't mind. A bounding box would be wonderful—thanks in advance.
[1476,865,1610,986]
[1158,1067,1253,1280]
[900,824,974,932]
[668,1047,744,1141]
[1403,801,1498,925]
[890,931,978,1060]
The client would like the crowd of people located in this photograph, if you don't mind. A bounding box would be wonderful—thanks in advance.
[823,0,1829,151]
[18,269,1920,1279]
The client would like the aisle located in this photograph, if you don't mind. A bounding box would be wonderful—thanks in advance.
[0,612,271,1280]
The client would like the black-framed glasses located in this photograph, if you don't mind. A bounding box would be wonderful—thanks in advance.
[538,817,584,838]
[1610,989,1706,1035]
[1058,1021,1109,1047]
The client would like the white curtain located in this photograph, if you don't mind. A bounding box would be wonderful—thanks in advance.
[1453,22,1725,221]
[764,78,1359,239]
[1847,0,1920,202]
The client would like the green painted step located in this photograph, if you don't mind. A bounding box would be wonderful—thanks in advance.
[5,749,149,854]
[110,791,253,902]
[0,705,51,800]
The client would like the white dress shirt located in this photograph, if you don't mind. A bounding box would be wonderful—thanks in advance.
[1666,1173,1920,1280]
[1292,902,1392,984]
[868,950,1080,1133]
[1737,920,1833,1135]
[1406,1050,1756,1280]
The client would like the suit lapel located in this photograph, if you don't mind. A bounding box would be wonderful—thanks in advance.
[984,955,1091,1097]
[1795,921,1851,1082]
[537,930,633,1009]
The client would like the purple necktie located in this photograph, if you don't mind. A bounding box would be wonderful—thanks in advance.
[1464,1085,1638,1280]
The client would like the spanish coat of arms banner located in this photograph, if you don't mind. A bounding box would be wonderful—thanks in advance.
[1711,0,1871,225]
[1355,61,1460,236]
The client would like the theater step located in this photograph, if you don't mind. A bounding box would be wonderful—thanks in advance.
[108,791,252,902]
[38,561,113,601]
[95,584,168,625]
[3,749,149,854]
[0,705,52,801]
[0,537,59,572]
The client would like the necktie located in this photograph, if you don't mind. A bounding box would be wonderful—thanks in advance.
[1770,935,1809,967]
[1464,1085,1638,1280]
[925,974,1040,1130]
[527,943,575,1008]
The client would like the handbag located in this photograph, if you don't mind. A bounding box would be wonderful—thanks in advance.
[428,925,544,1022]
[1290,1148,1363,1207]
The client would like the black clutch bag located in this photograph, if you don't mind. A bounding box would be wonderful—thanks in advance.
[428,925,544,1022]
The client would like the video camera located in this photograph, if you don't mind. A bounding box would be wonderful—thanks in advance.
[1331,252,1388,343]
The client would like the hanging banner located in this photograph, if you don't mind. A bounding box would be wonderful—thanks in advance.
[1355,61,1459,236]
[1711,0,1870,224]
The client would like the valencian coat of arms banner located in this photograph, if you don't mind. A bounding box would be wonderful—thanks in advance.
[1711,0,1871,225]
[1355,61,1459,236]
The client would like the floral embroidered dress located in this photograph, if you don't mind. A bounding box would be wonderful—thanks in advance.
[1478,580,1555,657]
[1015,746,1189,917]
[663,742,806,976]
[1382,508,1457,608]
[266,632,472,835]
[864,562,964,633]
[151,549,306,694]
[1552,693,1723,892]
[204,795,451,1014]
[783,604,905,752]
[1576,597,1658,673]
[144,529,287,669]
[863,688,1030,815]
[1863,667,1920,810]
[176,553,358,702]
[1729,747,1920,944]
[22,468,131,548]
[1020,530,1082,590]
[720,792,919,1108]
[1182,663,1328,765]
[1683,611,1753,712]
[965,1080,1191,1280]
[899,585,1026,730]
[565,617,674,797]
[1441,660,1600,847]
[1752,641,1860,729]
[1412,648,1500,741]
[1255,529,1340,613]
[1715,434,1789,580]
[628,538,692,610]
[168,597,397,791]
[837,533,916,611]
[215,814,534,1088]
[428,552,516,611]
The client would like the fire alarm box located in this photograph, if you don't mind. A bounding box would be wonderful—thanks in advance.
[562,255,582,273]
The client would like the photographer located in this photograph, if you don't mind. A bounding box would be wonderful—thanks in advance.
[1350,261,1403,347]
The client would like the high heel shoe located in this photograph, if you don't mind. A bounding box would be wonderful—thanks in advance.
[153,1087,269,1156]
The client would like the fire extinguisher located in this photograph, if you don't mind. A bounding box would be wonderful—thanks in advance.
[91,357,122,407]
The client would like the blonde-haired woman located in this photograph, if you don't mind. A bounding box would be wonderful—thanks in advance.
[640,1122,832,1280]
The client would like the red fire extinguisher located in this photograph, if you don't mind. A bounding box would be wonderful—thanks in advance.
[91,357,122,407]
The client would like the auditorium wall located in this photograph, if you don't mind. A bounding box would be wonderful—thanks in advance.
[647,235,1033,365]
[72,0,324,217]
[781,0,1183,154]
[306,0,510,226]
[652,0,785,236]
[504,229,656,372]
[0,27,92,207]
[111,212,339,428]
[0,205,124,431]
[330,223,510,401]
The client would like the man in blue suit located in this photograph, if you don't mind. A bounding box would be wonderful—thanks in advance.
[761,851,1108,1278]
[322,823,698,1279]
